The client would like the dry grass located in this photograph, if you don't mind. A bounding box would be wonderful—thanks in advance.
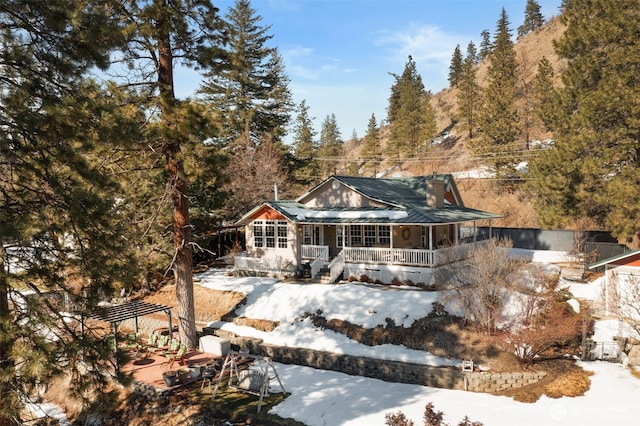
[142,283,245,323]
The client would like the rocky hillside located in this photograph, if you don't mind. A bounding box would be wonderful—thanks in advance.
[344,16,568,229]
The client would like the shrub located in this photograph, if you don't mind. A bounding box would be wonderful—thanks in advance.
[385,402,483,426]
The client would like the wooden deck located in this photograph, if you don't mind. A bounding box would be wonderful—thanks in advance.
[120,350,224,392]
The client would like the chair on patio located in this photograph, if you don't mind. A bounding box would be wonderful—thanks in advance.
[166,343,187,368]
[148,334,169,354]
[162,338,180,355]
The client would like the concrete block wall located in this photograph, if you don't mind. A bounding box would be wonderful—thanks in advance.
[219,334,546,393]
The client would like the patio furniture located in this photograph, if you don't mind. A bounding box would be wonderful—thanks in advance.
[166,343,187,368]
[148,334,169,353]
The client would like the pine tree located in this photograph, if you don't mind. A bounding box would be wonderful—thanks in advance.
[291,100,319,186]
[387,56,436,161]
[532,57,559,132]
[479,29,492,60]
[518,0,545,39]
[448,45,463,87]
[363,113,382,177]
[457,55,483,139]
[199,0,293,146]
[0,1,139,421]
[317,114,343,177]
[474,8,520,177]
[112,0,228,350]
[466,41,478,65]
[528,0,640,247]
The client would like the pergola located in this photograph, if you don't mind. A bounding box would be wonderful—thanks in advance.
[83,300,173,356]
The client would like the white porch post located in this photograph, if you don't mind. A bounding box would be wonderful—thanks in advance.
[454,224,459,245]
[342,225,346,248]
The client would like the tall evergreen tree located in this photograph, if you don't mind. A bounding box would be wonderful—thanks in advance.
[518,0,545,39]
[199,0,293,146]
[448,44,464,87]
[456,54,483,139]
[479,29,492,60]
[111,0,228,350]
[532,56,560,132]
[474,8,520,177]
[466,40,479,65]
[363,113,382,177]
[387,56,436,161]
[317,114,343,177]
[291,100,319,186]
[528,0,640,247]
[0,1,139,421]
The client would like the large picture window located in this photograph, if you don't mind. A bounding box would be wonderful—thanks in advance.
[253,220,288,249]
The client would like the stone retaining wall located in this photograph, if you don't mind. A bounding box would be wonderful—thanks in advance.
[206,330,546,394]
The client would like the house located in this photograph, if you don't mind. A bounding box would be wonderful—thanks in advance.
[234,174,501,284]
[588,248,640,316]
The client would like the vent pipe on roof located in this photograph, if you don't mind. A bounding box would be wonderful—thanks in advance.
[274,182,279,201]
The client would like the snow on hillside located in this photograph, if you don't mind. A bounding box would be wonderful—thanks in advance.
[194,249,640,426]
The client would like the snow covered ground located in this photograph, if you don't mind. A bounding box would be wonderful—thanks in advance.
[193,249,640,426]
[35,248,640,425]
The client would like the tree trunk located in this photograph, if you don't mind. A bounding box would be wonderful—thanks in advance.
[157,1,197,350]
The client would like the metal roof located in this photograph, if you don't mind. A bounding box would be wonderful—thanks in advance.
[235,174,499,226]
[587,248,640,270]
[88,300,172,325]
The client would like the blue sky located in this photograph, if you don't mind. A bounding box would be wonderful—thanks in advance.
[175,0,563,143]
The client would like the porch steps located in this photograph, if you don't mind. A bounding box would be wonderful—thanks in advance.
[312,266,338,284]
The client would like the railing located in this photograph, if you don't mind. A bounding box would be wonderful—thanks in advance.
[301,245,329,261]
[329,251,345,283]
[309,255,325,279]
[343,247,433,266]
[342,241,490,267]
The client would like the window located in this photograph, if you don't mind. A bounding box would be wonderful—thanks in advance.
[379,225,390,244]
[253,220,264,247]
[336,225,347,247]
[421,226,428,248]
[364,225,376,247]
[303,225,313,245]
[265,220,275,248]
[277,221,288,248]
[350,225,362,245]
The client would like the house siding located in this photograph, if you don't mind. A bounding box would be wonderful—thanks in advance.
[245,207,299,267]
[300,180,387,209]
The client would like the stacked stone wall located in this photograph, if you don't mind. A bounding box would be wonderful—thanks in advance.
[208,332,546,393]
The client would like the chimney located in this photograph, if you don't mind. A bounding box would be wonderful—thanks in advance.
[274,182,279,200]
[426,178,445,208]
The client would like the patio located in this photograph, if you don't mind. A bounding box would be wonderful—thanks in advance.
[120,348,224,392]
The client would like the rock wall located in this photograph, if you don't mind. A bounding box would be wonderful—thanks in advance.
[208,331,546,394]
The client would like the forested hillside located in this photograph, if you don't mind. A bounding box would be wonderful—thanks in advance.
[343,15,568,229]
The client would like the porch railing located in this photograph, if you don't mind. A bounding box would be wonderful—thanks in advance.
[342,247,433,267]
[302,245,329,261]
[329,251,345,283]
[341,240,490,267]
